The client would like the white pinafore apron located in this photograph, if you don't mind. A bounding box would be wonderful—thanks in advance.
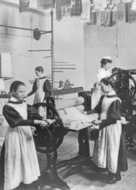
[33,78,45,105]
[93,96,122,173]
[4,102,40,190]
[33,78,47,118]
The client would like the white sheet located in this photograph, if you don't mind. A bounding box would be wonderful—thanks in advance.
[58,107,98,131]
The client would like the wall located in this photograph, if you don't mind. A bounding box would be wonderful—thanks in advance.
[84,21,136,89]
[0,1,47,92]
[0,1,85,140]
[0,1,85,94]
[54,16,85,88]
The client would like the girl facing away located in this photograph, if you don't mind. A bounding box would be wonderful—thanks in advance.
[92,77,128,184]
[0,81,48,190]
[97,56,112,82]
[27,66,52,104]
[27,66,52,118]
[91,56,113,110]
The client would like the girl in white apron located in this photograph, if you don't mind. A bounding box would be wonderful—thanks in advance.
[27,66,51,118]
[91,57,112,110]
[28,66,52,101]
[0,81,48,190]
[92,77,128,184]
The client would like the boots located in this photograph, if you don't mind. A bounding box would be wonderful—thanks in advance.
[78,129,90,157]
[44,151,70,190]
[108,171,121,184]
[115,172,121,181]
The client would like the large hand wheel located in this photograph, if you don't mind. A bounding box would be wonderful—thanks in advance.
[111,68,136,149]
[111,68,136,101]
[33,101,67,153]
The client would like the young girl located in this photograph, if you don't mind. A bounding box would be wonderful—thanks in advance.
[97,56,112,82]
[27,66,52,103]
[91,56,112,110]
[27,66,52,119]
[0,81,48,190]
[92,77,128,184]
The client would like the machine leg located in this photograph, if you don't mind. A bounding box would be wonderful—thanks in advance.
[41,150,70,190]
[78,128,90,157]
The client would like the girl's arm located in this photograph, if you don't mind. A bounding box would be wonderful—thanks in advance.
[99,100,121,130]
[3,105,37,128]
[27,104,43,120]
[92,95,104,114]
[43,79,52,97]
[27,79,37,97]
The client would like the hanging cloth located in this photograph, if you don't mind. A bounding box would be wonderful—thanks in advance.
[93,0,107,11]
[71,0,82,16]
[96,9,113,26]
[90,8,97,25]
[56,0,63,21]
[101,9,113,26]
[117,2,127,22]
[96,11,102,26]
[61,0,71,6]
[112,5,118,25]
[37,0,55,9]
[126,1,136,23]
[131,0,136,11]
[81,0,91,22]
[19,0,30,12]
[61,0,71,17]
[101,6,117,27]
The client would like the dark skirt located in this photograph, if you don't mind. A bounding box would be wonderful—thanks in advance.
[0,143,5,190]
[118,129,128,172]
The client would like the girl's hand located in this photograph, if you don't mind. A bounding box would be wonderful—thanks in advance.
[31,127,36,135]
[42,118,56,125]
[93,120,101,125]
[91,124,99,130]
[46,119,56,125]
[34,120,48,127]
[121,117,128,125]
[40,120,48,127]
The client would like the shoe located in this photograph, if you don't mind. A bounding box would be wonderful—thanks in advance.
[116,172,121,181]
[108,176,118,184]
[45,152,70,190]
[46,169,70,190]
[108,173,118,184]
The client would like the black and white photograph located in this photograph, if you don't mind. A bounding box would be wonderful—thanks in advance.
[0,0,136,190]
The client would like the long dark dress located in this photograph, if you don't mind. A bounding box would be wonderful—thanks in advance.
[27,77,52,102]
[0,100,42,190]
[93,95,128,173]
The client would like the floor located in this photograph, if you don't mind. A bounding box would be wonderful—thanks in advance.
[1,132,136,190]
[38,132,136,190]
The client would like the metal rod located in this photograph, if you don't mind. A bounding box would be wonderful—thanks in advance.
[43,56,51,59]
[51,10,55,88]
[0,24,52,34]
[53,71,64,73]
[54,64,76,66]
[55,61,70,63]
[53,67,76,70]
[28,49,51,52]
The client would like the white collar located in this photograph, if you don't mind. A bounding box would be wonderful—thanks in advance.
[8,97,26,104]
